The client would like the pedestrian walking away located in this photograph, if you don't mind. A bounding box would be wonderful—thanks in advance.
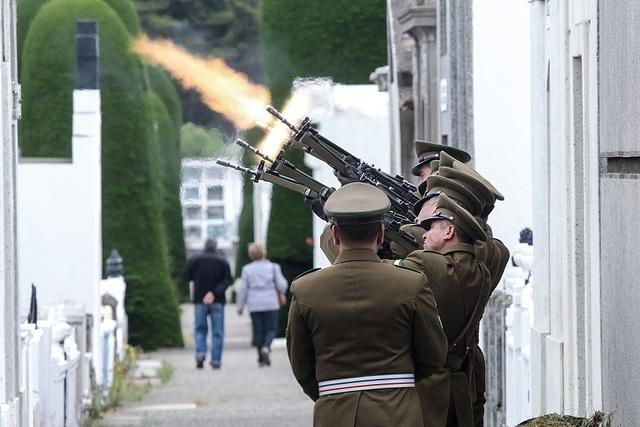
[287,182,447,427]
[236,242,288,367]
[183,238,233,369]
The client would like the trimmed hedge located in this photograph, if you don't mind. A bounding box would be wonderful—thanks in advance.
[102,0,141,35]
[148,90,188,300]
[147,66,182,128]
[17,0,48,63]
[20,0,183,349]
[261,0,387,104]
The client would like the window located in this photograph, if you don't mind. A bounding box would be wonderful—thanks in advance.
[185,226,201,239]
[183,186,200,200]
[182,166,201,183]
[184,206,201,220]
[204,167,223,180]
[207,186,223,201]
[207,206,225,220]
[207,224,226,238]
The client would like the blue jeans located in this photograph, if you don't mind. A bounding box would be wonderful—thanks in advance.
[194,303,224,363]
[250,310,278,358]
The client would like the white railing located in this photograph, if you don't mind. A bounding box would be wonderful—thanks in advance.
[19,315,81,427]
[14,276,128,427]
[504,243,533,426]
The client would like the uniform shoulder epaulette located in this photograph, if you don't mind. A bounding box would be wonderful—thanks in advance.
[292,267,321,282]
[392,259,422,273]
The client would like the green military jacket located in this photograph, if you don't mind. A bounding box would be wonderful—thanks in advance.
[287,249,447,427]
[395,243,491,427]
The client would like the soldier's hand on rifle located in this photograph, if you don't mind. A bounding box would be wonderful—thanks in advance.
[333,168,359,185]
[304,193,328,221]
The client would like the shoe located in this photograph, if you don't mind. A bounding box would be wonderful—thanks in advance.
[196,356,205,369]
[210,361,221,370]
[260,347,271,367]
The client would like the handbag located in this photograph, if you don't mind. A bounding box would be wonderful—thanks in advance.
[271,263,287,306]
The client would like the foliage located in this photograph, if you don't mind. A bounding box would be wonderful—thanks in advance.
[259,0,388,334]
[102,0,142,35]
[147,66,183,129]
[180,123,226,158]
[17,0,48,63]
[261,0,387,106]
[234,128,263,276]
[133,0,265,129]
[517,412,613,427]
[105,346,152,410]
[158,361,175,384]
[20,0,183,349]
[149,91,188,300]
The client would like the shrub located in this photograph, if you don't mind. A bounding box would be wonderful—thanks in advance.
[21,0,183,349]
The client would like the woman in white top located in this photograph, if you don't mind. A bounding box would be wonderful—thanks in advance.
[236,243,288,366]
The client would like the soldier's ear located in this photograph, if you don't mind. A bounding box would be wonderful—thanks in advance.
[331,223,341,246]
[376,223,385,247]
[444,224,456,241]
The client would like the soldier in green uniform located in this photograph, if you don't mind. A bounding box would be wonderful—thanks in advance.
[436,164,510,427]
[409,194,492,427]
[286,182,447,427]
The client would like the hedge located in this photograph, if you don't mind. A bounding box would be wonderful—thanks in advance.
[148,90,188,300]
[20,0,183,349]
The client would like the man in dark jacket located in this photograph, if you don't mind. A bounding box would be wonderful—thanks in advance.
[184,239,232,369]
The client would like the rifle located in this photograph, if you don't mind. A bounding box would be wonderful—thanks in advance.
[218,106,424,256]
[266,106,420,222]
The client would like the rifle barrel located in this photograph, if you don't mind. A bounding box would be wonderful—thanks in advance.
[235,139,275,163]
[266,105,298,132]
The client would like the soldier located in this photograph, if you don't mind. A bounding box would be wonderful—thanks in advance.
[436,165,510,427]
[411,194,492,427]
[286,182,447,427]
[411,140,471,188]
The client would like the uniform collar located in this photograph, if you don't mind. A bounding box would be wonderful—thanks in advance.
[440,242,476,256]
[334,249,381,264]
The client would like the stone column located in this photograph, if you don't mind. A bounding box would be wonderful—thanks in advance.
[398,2,438,177]
[0,0,20,409]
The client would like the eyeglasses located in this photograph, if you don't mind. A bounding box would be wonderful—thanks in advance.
[419,211,454,231]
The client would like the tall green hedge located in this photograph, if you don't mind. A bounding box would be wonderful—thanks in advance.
[148,90,188,300]
[102,0,141,35]
[261,0,388,335]
[20,0,183,349]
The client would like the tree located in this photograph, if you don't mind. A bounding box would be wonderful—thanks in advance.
[260,0,388,335]
[20,0,183,349]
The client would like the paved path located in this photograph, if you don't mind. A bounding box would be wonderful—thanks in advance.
[100,304,313,426]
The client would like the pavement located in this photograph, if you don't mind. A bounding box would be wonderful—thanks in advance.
[99,304,313,427]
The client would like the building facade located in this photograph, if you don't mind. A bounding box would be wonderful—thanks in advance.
[384,0,474,178]
[180,158,243,268]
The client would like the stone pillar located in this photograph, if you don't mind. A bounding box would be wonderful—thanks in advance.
[0,0,21,410]
[398,2,438,178]
[438,0,474,159]
[386,0,416,177]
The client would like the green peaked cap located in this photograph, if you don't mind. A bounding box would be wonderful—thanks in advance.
[413,175,484,217]
[421,193,487,242]
[438,166,495,212]
[411,141,471,176]
[324,182,390,225]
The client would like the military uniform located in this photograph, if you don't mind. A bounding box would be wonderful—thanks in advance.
[287,183,447,427]
[436,163,511,427]
[399,194,492,427]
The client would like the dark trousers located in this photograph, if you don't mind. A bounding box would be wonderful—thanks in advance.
[250,310,279,358]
